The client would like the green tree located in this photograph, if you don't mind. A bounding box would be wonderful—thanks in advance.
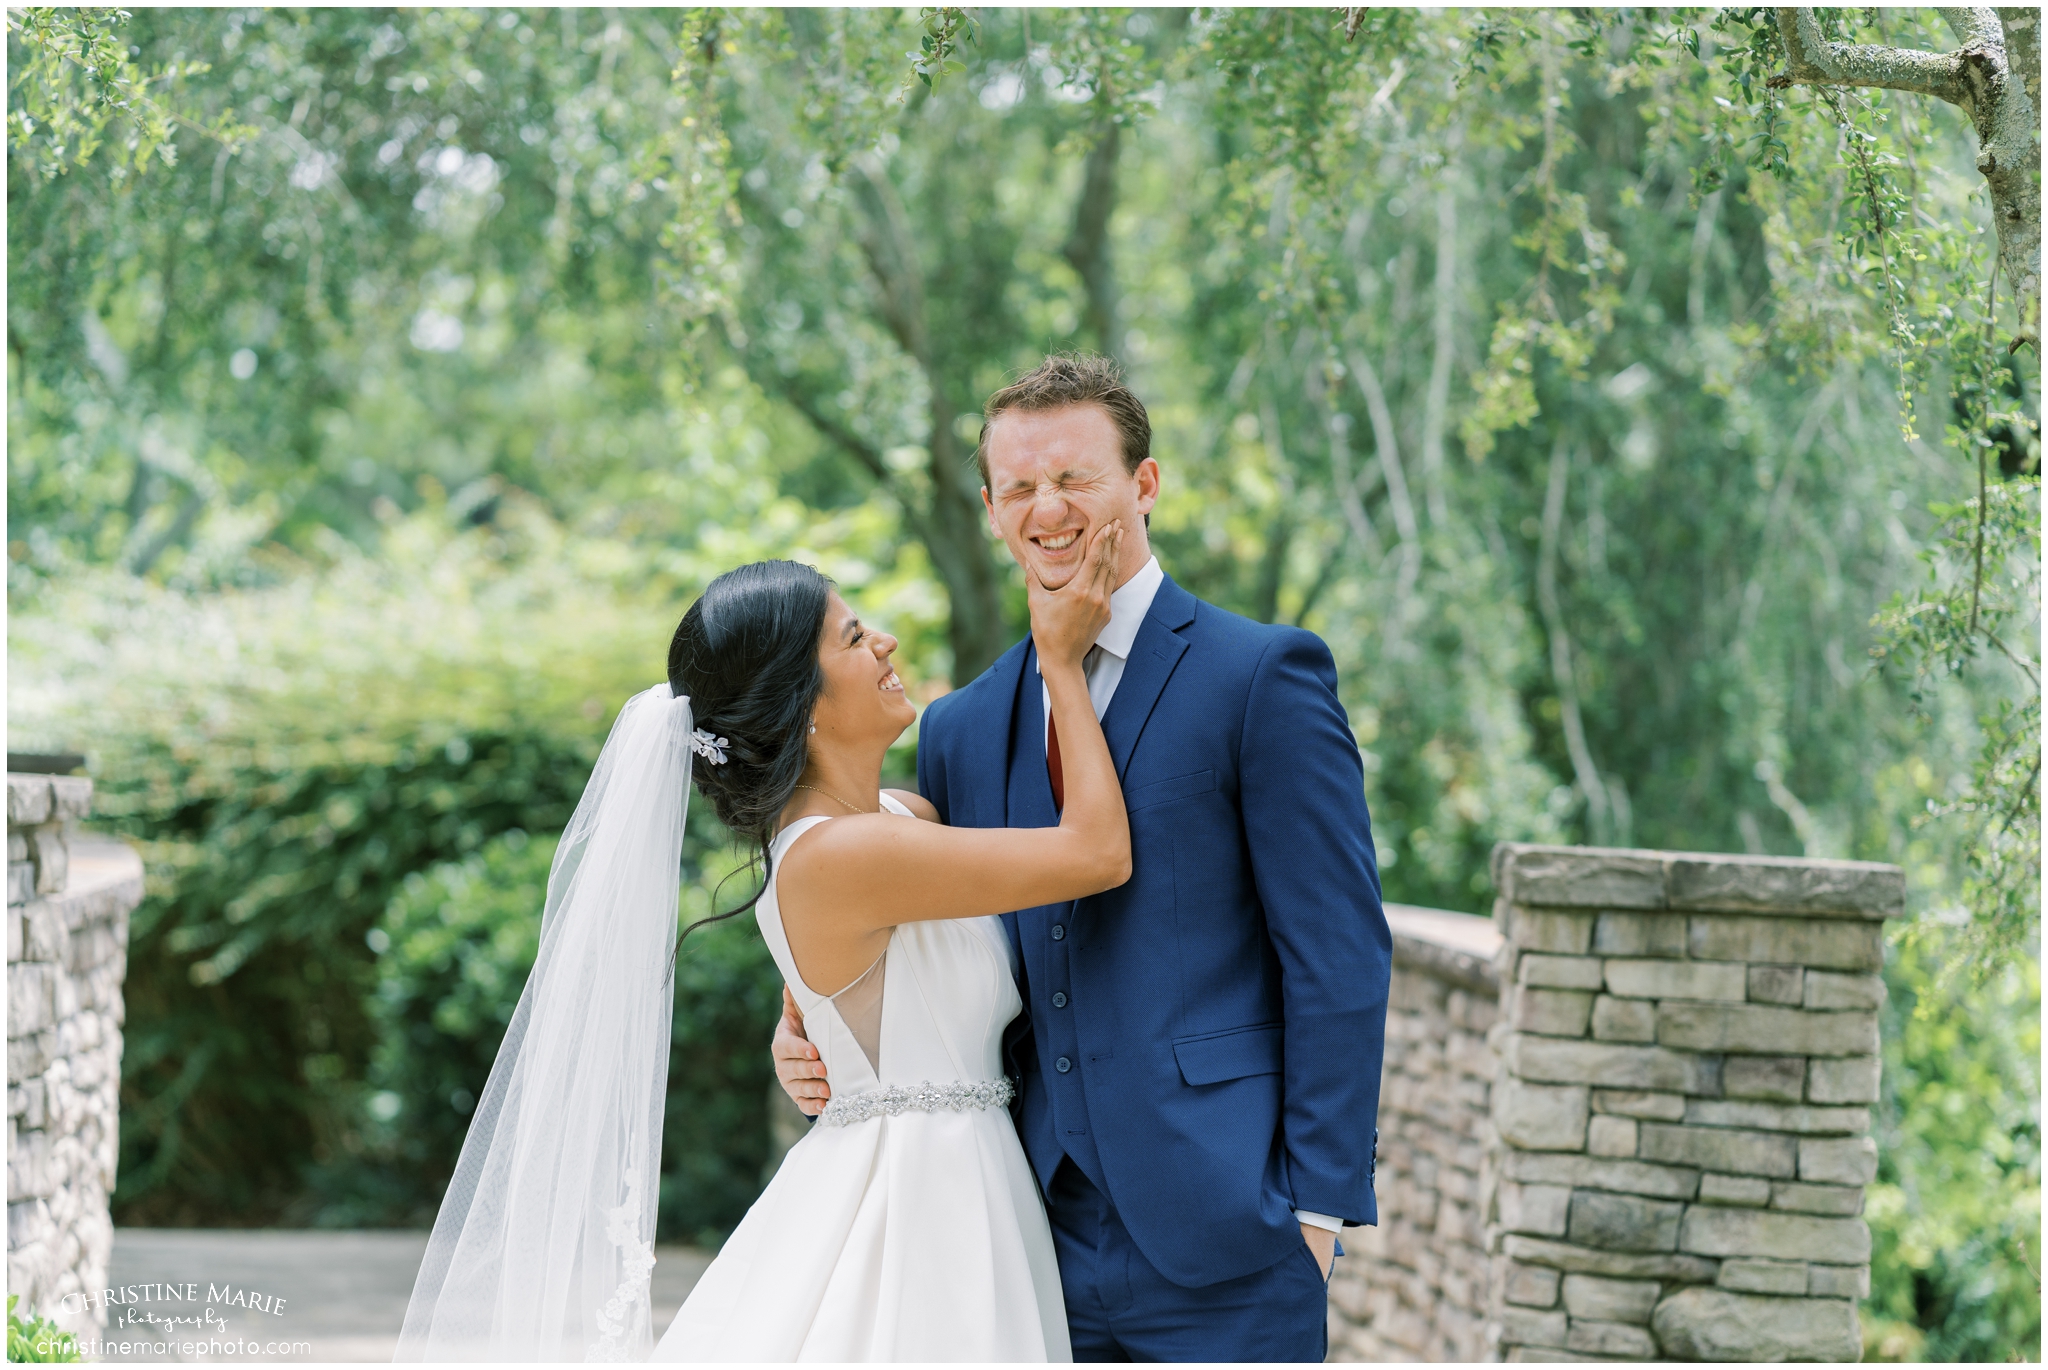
[9,7,723,572]
[704,9,1173,679]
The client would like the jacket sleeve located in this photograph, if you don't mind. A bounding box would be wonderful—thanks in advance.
[1237,627,1391,1226]
[915,695,951,825]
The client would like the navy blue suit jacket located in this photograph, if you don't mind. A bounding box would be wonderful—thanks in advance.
[916,574,1391,1289]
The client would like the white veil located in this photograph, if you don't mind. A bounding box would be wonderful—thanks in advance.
[396,683,703,1362]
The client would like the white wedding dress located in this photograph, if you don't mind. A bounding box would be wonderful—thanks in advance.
[653,796,1071,1362]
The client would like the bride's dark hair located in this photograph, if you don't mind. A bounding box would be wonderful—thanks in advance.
[667,559,834,943]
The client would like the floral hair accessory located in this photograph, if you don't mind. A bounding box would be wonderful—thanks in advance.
[690,729,729,766]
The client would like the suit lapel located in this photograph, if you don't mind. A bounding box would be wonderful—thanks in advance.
[969,580,1196,971]
[1101,575,1198,779]
[958,636,1030,831]
[995,641,1041,982]
[1005,638,1052,829]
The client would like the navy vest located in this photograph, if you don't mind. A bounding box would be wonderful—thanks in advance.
[1001,659,1110,1195]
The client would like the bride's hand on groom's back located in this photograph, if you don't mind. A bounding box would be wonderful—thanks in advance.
[774,984,830,1115]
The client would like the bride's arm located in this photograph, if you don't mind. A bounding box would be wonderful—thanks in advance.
[778,523,1131,933]
[765,729,1094,1108]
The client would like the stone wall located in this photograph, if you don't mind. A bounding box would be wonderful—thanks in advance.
[1328,904,1502,1361]
[1327,842,1901,1363]
[7,773,142,1336]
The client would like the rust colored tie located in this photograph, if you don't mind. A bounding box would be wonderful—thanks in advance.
[1047,712,1065,812]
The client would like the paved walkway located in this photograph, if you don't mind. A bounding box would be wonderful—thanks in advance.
[99,1229,711,1362]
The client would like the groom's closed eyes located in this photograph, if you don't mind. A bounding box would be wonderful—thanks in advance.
[994,467,1111,503]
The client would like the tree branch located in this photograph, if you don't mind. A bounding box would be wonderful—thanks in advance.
[1997,8,2040,112]
[127,488,207,577]
[1995,757,2041,837]
[1062,121,1122,353]
[845,154,1009,681]
[1345,346,1421,653]
[1344,349,1419,551]
[1420,181,1456,528]
[1537,442,1614,844]
[1311,368,1386,567]
[849,157,931,366]
[1939,6,2004,49]
[1771,6,2038,351]
[1247,387,1302,626]
[1770,8,1973,106]
[1291,530,1350,627]
[769,377,893,486]
[1688,188,1723,327]
[1984,627,2042,686]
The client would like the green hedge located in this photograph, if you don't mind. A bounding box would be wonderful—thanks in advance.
[1864,929,2041,1361]
[98,712,795,1238]
[8,504,826,1233]
[102,731,597,1224]
[8,1296,82,1363]
[344,823,557,1220]
[348,825,787,1242]
[363,829,557,1196]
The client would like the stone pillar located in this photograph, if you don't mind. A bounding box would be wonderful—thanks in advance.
[7,773,142,1337]
[1483,843,1900,1363]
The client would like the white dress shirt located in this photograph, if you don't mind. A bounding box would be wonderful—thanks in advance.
[1032,553,1345,1238]
[1037,554,1165,752]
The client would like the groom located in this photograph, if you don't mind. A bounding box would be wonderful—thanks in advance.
[776,353,1390,1361]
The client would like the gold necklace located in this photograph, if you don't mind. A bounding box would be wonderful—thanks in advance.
[793,783,877,815]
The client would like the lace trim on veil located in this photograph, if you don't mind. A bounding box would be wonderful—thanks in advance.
[587,1164,658,1362]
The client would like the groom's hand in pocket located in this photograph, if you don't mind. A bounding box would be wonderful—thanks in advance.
[1300,1223,1336,1280]
[773,985,831,1116]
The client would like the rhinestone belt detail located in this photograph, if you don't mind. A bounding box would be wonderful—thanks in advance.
[816,1078,1016,1127]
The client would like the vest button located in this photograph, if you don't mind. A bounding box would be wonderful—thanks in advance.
[1055,1056,1072,1073]
[1052,992,1068,1008]
[1051,924,1066,941]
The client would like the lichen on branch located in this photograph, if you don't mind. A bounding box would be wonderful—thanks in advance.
[1768,5,2039,352]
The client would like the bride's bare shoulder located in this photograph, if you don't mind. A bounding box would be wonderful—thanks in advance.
[882,789,941,823]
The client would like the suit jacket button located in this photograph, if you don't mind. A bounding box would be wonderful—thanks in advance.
[1051,924,1066,941]
[1055,1056,1073,1073]
[1051,992,1068,1008]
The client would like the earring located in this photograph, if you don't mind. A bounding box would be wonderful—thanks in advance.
[809,723,817,735]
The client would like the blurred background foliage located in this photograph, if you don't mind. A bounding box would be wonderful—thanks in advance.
[7,6,2037,1357]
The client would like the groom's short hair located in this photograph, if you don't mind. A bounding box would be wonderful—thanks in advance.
[976,353,1152,489]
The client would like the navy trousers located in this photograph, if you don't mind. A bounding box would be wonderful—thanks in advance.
[1046,1160,1330,1363]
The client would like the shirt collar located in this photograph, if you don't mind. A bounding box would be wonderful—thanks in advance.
[1094,555,1164,662]
[1033,555,1164,677]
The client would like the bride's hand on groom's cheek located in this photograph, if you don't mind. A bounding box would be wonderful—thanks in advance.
[774,984,831,1115]
[1026,520,1122,666]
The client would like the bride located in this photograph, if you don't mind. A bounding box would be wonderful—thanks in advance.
[396,522,1129,1363]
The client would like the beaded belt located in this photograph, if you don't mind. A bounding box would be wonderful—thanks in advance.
[817,1078,1016,1127]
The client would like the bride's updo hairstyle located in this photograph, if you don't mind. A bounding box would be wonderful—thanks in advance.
[667,559,833,941]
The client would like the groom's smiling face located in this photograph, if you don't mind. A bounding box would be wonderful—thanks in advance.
[981,404,1159,592]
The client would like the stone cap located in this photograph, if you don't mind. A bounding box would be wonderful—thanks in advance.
[7,773,93,827]
[1387,902,1502,993]
[15,838,143,936]
[1491,842,1904,919]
